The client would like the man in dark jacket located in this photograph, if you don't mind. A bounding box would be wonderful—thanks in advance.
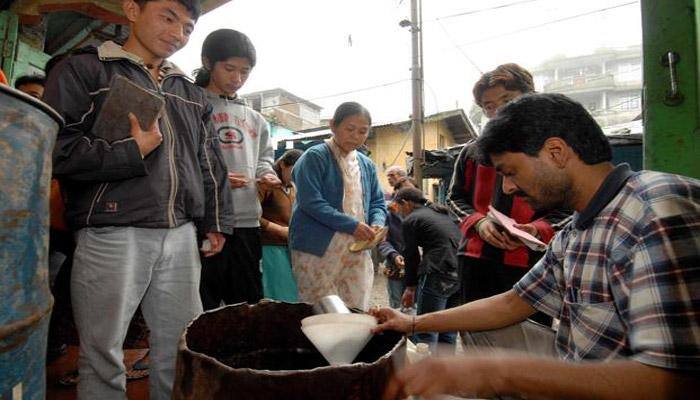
[43,1,233,398]
[378,165,414,309]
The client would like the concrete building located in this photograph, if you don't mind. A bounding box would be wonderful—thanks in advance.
[532,45,642,127]
[242,88,322,131]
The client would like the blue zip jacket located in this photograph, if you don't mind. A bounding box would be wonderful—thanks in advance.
[289,143,387,257]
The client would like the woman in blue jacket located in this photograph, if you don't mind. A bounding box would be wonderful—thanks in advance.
[289,102,387,310]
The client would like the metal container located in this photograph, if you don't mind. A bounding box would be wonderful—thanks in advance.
[0,85,62,400]
[312,294,351,315]
[173,301,406,400]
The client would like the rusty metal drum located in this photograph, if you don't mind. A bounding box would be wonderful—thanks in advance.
[173,302,406,399]
[0,84,62,400]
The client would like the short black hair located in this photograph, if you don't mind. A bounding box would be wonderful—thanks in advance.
[14,74,45,89]
[473,63,534,107]
[195,29,256,87]
[476,93,612,165]
[394,187,426,204]
[138,0,201,20]
[332,101,372,126]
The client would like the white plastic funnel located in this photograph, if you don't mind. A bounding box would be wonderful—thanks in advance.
[302,313,377,327]
[301,314,377,365]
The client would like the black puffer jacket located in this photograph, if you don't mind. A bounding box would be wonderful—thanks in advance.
[44,41,233,234]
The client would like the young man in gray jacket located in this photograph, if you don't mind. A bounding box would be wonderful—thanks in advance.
[195,29,280,308]
[43,1,233,398]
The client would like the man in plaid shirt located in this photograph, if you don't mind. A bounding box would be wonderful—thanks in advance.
[372,93,699,399]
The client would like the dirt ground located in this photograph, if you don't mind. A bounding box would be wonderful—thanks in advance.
[370,267,391,308]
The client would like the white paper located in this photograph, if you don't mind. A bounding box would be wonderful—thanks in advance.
[487,205,547,251]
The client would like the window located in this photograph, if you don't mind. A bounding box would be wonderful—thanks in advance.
[262,95,280,108]
[612,93,641,111]
[615,61,642,82]
[299,103,319,125]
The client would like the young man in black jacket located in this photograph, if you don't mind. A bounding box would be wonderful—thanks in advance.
[43,1,234,398]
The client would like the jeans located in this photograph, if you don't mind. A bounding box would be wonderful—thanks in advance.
[71,223,202,400]
[415,273,461,351]
[387,277,406,309]
[461,319,557,357]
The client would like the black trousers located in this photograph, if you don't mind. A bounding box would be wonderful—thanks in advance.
[200,228,263,310]
[460,256,552,326]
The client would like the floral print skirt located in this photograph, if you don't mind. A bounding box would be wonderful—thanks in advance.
[291,232,373,310]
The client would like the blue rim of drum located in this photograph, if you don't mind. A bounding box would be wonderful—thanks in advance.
[1,83,64,128]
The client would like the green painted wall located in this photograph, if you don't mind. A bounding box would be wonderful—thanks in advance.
[641,0,700,177]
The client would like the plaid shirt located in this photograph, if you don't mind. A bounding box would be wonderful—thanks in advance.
[515,165,700,371]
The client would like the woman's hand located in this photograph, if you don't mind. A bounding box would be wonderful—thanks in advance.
[353,222,375,241]
[369,306,412,334]
[264,222,289,241]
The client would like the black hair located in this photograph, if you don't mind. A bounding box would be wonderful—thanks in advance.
[273,148,303,176]
[137,0,201,20]
[394,187,450,215]
[476,93,612,165]
[473,63,534,107]
[14,74,45,89]
[331,101,372,126]
[194,29,256,87]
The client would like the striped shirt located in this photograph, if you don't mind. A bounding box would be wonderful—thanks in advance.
[515,165,700,371]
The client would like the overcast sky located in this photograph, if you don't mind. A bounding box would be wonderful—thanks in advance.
[171,0,642,125]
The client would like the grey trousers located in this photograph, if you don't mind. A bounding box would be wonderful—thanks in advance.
[461,319,557,357]
[71,223,203,400]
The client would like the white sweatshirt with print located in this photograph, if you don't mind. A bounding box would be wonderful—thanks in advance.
[207,93,276,228]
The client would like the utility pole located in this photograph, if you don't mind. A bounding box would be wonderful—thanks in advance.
[408,0,424,188]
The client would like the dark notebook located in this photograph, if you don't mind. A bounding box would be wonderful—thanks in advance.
[92,75,165,142]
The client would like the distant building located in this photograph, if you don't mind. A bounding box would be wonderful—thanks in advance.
[242,88,322,131]
[532,45,642,127]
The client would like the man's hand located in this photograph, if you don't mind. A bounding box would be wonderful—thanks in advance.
[394,255,405,267]
[383,356,496,400]
[257,173,282,188]
[201,232,225,257]
[369,306,412,334]
[401,286,416,308]
[227,172,249,189]
[129,112,162,158]
[476,218,522,250]
[353,222,375,241]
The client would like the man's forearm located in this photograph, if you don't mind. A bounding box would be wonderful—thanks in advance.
[491,357,697,400]
[415,289,535,333]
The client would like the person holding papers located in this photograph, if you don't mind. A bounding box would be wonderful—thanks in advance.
[446,64,568,320]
